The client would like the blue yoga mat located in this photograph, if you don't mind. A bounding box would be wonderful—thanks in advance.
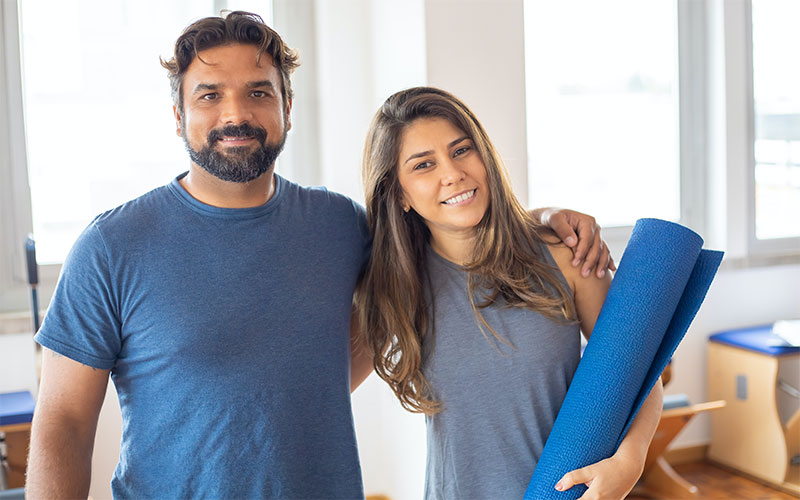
[524,218,723,500]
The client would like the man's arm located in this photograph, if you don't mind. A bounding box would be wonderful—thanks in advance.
[27,348,110,500]
[531,207,616,278]
[350,311,373,392]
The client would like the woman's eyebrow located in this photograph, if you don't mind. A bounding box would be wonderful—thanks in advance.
[403,136,470,165]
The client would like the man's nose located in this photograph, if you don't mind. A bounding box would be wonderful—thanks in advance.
[220,95,254,125]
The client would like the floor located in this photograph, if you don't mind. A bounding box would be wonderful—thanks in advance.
[628,461,798,500]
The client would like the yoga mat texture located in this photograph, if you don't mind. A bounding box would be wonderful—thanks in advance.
[524,218,723,500]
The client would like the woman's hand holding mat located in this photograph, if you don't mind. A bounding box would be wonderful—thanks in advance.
[554,450,642,499]
[524,218,724,500]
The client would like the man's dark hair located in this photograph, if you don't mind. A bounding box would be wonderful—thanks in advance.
[161,11,300,113]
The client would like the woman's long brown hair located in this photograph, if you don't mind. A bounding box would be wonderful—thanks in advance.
[355,87,576,415]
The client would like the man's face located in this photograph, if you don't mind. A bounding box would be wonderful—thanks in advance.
[175,43,292,183]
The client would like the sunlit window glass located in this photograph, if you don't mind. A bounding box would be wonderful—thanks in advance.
[752,0,800,240]
[524,0,679,227]
[19,1,273,264]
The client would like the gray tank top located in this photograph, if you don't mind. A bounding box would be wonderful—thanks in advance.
[421,243,580,500]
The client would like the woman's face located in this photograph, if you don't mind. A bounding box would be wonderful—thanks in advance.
[396,117,490,240]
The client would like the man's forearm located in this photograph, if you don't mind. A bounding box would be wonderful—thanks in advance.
[27,415,95,499]
[528,207,548,223]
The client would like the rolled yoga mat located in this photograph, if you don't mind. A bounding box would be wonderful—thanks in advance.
[524,218,723,500]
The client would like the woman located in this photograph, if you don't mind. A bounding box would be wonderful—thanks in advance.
[354,87,663,499]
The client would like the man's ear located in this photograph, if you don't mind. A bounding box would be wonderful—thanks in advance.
[173,105,182,137]
[284,97,293,132]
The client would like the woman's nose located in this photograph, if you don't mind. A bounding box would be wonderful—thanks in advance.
[439,158,466,185]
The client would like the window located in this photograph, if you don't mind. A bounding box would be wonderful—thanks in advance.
[751,0,800,241]
[524,0,680,228]
[17,0,273,264]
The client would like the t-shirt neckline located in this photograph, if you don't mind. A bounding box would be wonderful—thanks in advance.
[167,171,285,220]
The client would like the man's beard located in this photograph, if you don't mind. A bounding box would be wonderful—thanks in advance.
[182,121,287,183]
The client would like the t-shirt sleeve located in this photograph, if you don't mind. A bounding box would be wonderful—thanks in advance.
[34,221,121,370]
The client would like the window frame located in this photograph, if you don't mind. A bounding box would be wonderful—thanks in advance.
[1,0,42,314]
[521,0,706,261]
[744,0,800,256]
[678,0,709,237]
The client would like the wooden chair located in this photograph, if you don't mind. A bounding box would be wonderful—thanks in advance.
[0,391,35,492]
[0,422,31,490]
[632,363,726,499]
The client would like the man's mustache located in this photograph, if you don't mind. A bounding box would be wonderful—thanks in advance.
[208,123,267,144]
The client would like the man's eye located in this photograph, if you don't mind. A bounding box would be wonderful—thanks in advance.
[201,93,218,100]
[252,90,266,98]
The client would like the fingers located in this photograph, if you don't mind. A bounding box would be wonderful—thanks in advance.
[571,217,597,268]
[593,241,611,278]
[549,211,579,248]
[589,239,616,278]
[572,217,616,279]
[555,465,595,493]
[572,218,600,267]
[580,228,603,278]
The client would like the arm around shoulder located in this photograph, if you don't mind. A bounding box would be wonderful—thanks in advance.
[350,311,374,392]
[26,348,110,500]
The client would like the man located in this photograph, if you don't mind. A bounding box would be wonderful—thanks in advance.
[26,11,612,499]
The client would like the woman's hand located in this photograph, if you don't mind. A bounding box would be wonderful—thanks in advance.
[554,447,645,500]
[531,207,616,278]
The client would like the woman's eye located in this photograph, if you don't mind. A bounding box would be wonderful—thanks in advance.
[454,146,471,157]
[413,161,433,171]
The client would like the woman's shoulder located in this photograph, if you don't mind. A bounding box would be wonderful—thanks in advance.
[538,227,613,329]
[537,229,582,293]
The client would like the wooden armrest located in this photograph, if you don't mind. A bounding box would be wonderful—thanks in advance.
[661,400,726,419]
[0,422,32,433]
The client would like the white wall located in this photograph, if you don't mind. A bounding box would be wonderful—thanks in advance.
[425,0,529,206]
[352,377,427,500]
[0,333,38,396]
[88,385,123,499]
[307,0,427,203]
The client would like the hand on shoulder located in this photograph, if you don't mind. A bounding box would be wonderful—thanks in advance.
[540,231,602,291]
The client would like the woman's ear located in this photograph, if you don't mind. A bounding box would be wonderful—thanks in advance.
[400,195,411,213]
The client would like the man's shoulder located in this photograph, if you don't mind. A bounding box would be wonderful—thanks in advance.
[92,183,175,227]
[80,183,178,251]
[279,176,366,221]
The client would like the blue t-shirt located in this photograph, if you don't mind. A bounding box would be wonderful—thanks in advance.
[35,173,370,499]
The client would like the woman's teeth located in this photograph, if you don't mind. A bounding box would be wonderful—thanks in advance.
[443,189,475,205]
